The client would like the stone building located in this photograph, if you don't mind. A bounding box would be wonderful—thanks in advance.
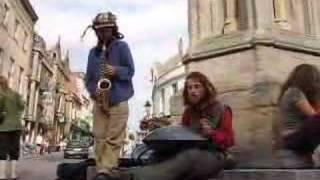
[25,35,93,148]
[151,38,187,124]
[24,33,56,144]
[0,0,93,149]
[71,72,93,129]
[0,0,38,120]
[25,34,73,148]
[184,0,320,167]
[68,72,93,141]
[50,42,72,146]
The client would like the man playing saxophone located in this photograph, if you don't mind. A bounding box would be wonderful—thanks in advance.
[84,12,135,180]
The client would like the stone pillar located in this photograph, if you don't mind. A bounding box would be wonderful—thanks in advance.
[223,0,238,33]
[212,0,225,36]
[306,0,320,36]
[37,62,42,82]
[188,0,200,46]
[33,63,42,140]
[21,74,28,124]
[288,0,305,34]
[33,86,40,120]
[22,74,28,101]
[28,81,36,117]
[314,1,320,37]
[28,52,39,118]
[274,0,291,30]
[313,1,320,38]
[199,0,212,39]
[57,123,62,144]
[254,0,274,34]
[245,0,255,30]
[32,86,40,144]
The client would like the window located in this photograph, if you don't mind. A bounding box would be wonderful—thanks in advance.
[172,83,178,95]
[210,0,214,32]
[178,80,185,90]
[3,4,9,26]
[23,31,28,51]
[14,19,20,40]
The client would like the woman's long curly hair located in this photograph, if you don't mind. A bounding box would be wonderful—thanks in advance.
[183,72,217,107]
[278,64,320,105]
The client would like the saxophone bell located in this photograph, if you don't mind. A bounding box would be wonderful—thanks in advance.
[97,78,112,91]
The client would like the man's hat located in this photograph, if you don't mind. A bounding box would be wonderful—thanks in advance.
[92,12,117,29]
[81,12,117,39]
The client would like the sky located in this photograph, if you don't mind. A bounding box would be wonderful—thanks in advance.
[29,0,189,131]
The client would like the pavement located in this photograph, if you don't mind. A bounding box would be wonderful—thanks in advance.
[18,152,82,180]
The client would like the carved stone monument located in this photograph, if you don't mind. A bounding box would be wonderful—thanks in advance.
[186,0,320,168]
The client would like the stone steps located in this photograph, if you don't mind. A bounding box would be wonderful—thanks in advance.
[87,149,320,179]
[215,169,320,180]
[87,167,320,180]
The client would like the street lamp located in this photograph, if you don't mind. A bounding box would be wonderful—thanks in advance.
[144,100,151,118]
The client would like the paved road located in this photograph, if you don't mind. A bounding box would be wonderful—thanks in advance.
[18,152,82,180]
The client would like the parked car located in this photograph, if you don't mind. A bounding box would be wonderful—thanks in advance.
[64,141,89,159]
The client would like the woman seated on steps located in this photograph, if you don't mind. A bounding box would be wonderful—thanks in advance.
[103,72,234,180]
[278,63,320,167]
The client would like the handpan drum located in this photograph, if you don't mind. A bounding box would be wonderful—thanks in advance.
[143,126,209,155]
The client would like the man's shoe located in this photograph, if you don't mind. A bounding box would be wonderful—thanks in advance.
[93,173,113,180]
[114,172,134,180]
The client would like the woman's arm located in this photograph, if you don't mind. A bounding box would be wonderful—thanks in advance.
[199,106,234,150]
[295,99,317,117]
[285,87,318,117]
[204,108,234,150]
[312,101,320,114]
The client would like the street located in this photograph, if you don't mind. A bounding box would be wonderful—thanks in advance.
[18,152,82,180]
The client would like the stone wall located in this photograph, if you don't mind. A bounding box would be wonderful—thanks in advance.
[186,46,320,167]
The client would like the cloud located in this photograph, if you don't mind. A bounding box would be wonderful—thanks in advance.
[29,0,188,131]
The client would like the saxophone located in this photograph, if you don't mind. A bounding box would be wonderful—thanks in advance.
[97,44,112,116]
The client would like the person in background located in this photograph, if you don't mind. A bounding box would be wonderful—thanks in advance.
[0,76,25,180]
[278,64,320,167]
[36,133,44,155]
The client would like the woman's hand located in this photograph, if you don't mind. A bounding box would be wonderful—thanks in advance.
[200,118,214,137]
